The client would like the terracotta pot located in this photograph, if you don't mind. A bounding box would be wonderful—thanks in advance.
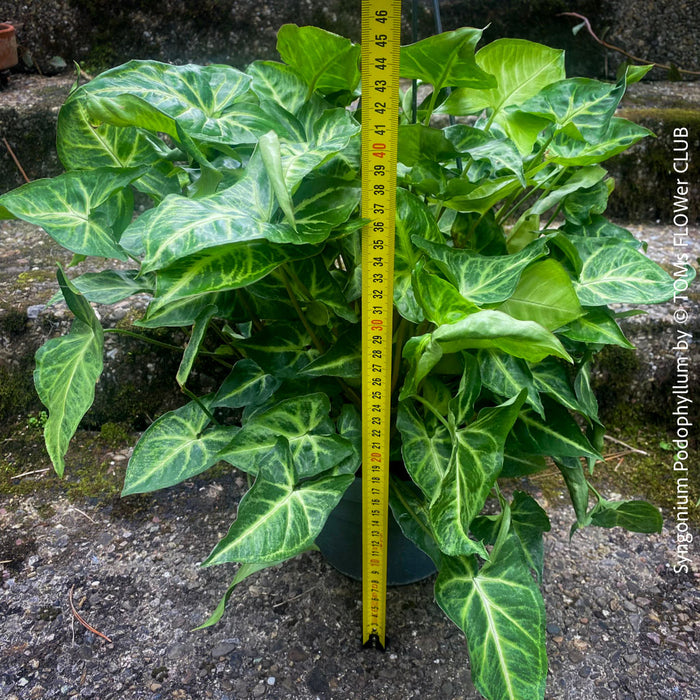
[0,24,18,71]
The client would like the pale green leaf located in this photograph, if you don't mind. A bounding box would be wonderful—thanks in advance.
[400,27,496,93]
[497,258,583,330]
[277,25,360,96]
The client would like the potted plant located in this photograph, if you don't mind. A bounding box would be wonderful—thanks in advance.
[0,24,686,700]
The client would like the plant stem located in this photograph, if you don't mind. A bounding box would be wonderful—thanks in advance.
[278,266,326,354]
[103,328,184,353]
[391,317,411,397]
[413,395,452,433]
[182,387,220,426]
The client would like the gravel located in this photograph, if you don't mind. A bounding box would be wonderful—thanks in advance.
[0,470,698,700]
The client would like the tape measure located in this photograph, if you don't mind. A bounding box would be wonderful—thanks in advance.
[360,0,401,651]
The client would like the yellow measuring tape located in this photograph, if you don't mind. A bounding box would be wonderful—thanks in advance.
[360,0,401,651]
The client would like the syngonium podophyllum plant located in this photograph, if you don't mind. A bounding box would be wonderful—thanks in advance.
[0,24,688,700]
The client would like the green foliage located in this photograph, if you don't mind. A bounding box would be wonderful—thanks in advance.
[0,24,680,700]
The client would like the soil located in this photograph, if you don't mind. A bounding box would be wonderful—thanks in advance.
[0,442,698,700]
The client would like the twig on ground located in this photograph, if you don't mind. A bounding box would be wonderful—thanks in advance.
[272,583,323,609]
[11,467,50,480]
[66,506,98,524]
[2,137,31,183]
[0,559,12,565]
[603,434,648,456]
[68,584,113,643]
[558,12,700,76]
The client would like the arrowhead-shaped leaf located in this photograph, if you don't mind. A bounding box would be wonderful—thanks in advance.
[212,359,281,409]
[435,535,548,700]
[204,438,354,565]
[394,189,444,321]
[414,236,548,305]
[277,25,360,96]
[397,399,452,501]
[0,167,142,260]
[218,393,353,479]
[589,498,663,533]
[429,392,526,557]
[34,269,104,477]
[497,258,583,331]
[400,27,496,93]
[571,236,677,305]
[122,398,235,496]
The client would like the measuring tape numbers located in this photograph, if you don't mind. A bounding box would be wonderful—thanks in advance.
[360,0,401,651]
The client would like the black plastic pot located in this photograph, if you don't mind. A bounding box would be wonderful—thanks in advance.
[316,478,437,585]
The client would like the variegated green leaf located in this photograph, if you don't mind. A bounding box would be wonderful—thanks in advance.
[389,478,442,568]
[400,27,495,93]
[301,332,360,379]
[239,323,312,379]
[560,214,643,247]
[291,257,357,322]
[278,108,360,189]
[276,25,360,96]
[441,38,565,153]
[510,491,551,583]
[431,310,573,363]
[497,258,583,330]
[34,269,104,477]
[248,60,308,114]
[137,291,234,328]
[148,240,315,314]
[448,352,482,428]
[570,236,677,305]
[397,399,452,501]
[530,165,607,216]
[204,438,353,565]
[511,399,602,460]
[588,498,663,533]
[218,393,353,479]
[444,125,525,184]
[435,536,547,700]
[415,236,548,305]
[562,306,635,349]
[478,350,544,416]
[176,305,217,388]
[549,117,653,166]
[515,77,625,141]
[50,270,152,306]
[0,168,143,260]
[413,264,480,326]
[57,93,184,201]
[77,60,293,145]
[430,392,526,557]
[394,189,445,321]
[122,398,235,495]
[529,359,587,415]
[212,359,281,409]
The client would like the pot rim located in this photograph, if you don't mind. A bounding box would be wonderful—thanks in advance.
[0,23,15,34]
